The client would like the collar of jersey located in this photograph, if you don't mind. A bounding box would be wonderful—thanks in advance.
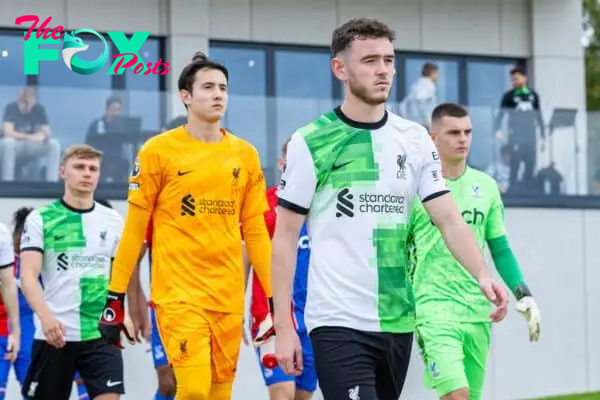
[334,106,388,130]
[444,166,469,182]
[514,87,531,95]
[60,198,95,214]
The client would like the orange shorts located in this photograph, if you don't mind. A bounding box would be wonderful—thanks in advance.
[155,303,244,383]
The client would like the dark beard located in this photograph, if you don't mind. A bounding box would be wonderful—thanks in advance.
[347,78,388,106]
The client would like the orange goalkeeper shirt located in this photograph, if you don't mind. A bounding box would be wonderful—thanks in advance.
[128,127,268,313]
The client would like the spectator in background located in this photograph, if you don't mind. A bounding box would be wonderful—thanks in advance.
[0,87,60,182]
[485,144,512,193]
[535,161,564,195]
[86,96,123,139]
[399,62,438,129]
[494,67,545,190]
[85,96,129,183]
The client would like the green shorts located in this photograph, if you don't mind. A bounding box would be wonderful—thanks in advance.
[416,321,491,400]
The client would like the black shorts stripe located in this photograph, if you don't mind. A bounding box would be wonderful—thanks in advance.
[422,190,450,203]
[277,198,309,215]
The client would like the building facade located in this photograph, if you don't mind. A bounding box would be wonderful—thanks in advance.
[0,0,587,197]
[0,0,590,399]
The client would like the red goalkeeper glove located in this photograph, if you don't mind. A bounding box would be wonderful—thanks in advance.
[99,291,134,349]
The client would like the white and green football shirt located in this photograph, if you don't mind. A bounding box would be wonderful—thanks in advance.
[409,167,506,323]
[278,107,449,334]
[21,200,124,342]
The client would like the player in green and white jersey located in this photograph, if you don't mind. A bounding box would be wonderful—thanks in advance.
[271,18,509,400]
[408,103,541,400]
[19,144,135,400]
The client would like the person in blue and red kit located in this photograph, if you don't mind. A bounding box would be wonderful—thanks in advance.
[249,137,317,400]
[0,208,32,399]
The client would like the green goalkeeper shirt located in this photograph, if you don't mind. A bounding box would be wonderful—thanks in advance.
[408,167,506,323]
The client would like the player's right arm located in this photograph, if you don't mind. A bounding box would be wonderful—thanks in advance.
[272,133,315,332]
[101,143,161,347]
[108,144,161,294]
[272,133,315,375]
[20,211,65,348]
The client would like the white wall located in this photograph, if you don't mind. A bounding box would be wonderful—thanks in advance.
[0,198,596,400]
[530,0,587,195]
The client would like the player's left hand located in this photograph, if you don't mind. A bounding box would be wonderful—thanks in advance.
[123,312,137,346]
[99,291,135,349]
[5,331,19,363]
[128,292,151,343]
[479,277,509,322]
[515,296,541,342]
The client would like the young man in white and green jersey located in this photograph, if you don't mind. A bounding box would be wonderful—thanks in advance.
[19,145,135,400]
[271,18,509,400]
[409,103,542,400]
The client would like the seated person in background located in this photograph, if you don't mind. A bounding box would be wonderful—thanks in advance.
[86,96,123,139]
[85,96,129,183]
[0,87,60,182]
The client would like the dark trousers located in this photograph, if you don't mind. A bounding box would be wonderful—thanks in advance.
[509,139,537,189]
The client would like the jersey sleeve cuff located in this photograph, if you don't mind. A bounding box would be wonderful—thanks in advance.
[421,190,450,203]
[20,247,44,254]
[0,262,12,270]
[277,198,309,215]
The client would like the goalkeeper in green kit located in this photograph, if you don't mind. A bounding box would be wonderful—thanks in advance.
[408,103,541,400]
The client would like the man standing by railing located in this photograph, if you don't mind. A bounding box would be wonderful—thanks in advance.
[494,66,545,191]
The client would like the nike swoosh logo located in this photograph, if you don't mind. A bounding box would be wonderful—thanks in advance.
[332,161,353,171]
[106,380,122,387]
[177,170,192,176]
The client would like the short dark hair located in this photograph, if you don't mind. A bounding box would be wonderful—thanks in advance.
[431,103,469,124]
[178,52,229,94]
[331,18,396,56]
[421,63,438,77]
[105,96,122,110]
[13,207,33,235]
[510,66,527,76]
[281,136,292,156]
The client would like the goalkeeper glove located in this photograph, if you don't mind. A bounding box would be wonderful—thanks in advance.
[99,291,134,349]
[515,296,541,342]
[253,298,276,347]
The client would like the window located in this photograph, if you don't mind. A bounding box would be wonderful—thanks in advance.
[37,33,113,147]
[402,57,460,103]
[0,34,27,86]
[275,50,334,149]
[466,60,519,170]
[124,37,162,131]
[210,46,268,165]
[0,34,28,114]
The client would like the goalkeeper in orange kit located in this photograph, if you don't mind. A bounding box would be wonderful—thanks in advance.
[97,52,274,400]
